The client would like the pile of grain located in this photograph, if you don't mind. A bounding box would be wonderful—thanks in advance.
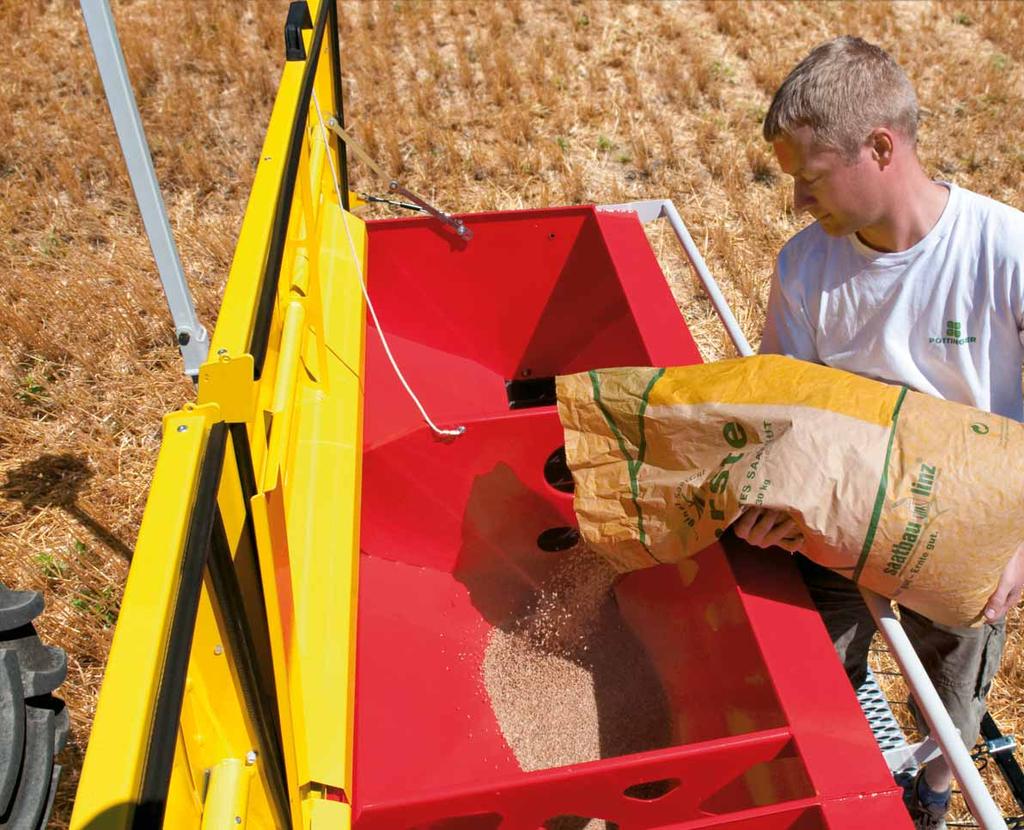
[482,544,672,773]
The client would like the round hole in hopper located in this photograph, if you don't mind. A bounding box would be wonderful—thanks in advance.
[537,526,580,552]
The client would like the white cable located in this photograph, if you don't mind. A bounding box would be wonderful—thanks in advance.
[311,90,465,439]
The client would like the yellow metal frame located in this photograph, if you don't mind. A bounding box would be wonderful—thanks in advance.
[71,1,362,826]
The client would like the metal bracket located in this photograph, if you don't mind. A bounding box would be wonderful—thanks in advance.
[386,180,472,240]
[357,192,425,213]
[284,1,313,61]
[975,733,1018,761]
[883,736,947,773]
[197,353,258,425]
[325,118,472,241]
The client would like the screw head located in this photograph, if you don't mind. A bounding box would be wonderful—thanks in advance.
[245,750,258,766]
[213,644,223,655]
[217,348,228,355]
[176,425,188,433]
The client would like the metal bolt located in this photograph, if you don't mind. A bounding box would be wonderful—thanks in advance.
[217,348,228,356]
[213,644,223,655]
[176,425,188,433]
[245,750,257,766]
[235,817,242,825]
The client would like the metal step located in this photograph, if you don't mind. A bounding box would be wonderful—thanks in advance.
[856,665,910,756]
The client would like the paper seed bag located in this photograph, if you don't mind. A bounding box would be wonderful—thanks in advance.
[556,355,1024,627]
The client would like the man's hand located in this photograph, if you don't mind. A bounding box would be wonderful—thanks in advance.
[732,507,804,552]
[983,543,1024,622]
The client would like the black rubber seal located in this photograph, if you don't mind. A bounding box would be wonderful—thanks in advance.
[134,423,227,828]
[250,0,333,379]
[327,0,350,210]
[207,510,291,829]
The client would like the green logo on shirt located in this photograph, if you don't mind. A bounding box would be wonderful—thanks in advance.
[929,320,976,345]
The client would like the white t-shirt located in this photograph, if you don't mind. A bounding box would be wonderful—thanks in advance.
[761,183,1024,421]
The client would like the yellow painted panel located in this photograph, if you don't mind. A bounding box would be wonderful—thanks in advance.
[251,483,307,829]
[317,203,367,376]
[308,797,350,830]
[209,57,306,361]
[70,406,217,828]
[76,3,364,825]
[284,371,363,791]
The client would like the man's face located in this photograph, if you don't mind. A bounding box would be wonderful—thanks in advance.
[772,125,880,238]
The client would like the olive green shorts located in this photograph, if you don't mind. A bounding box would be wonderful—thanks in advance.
[795,554,1007,748]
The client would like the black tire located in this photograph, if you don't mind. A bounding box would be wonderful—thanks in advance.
[0,586,68,830]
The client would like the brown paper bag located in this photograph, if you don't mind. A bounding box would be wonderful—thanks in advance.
[557,355,1024,626]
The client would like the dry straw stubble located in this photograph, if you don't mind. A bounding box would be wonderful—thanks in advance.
[3,1,1023,824]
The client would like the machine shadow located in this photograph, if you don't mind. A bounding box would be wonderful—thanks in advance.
[1,453,134,561]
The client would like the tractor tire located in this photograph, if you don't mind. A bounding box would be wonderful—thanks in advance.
[0,586,68,830]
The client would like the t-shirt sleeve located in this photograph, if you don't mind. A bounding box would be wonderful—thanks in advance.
[759,261,820,361]
[1017,267,1024,350]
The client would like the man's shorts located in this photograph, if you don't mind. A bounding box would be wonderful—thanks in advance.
[795,554,1006,748]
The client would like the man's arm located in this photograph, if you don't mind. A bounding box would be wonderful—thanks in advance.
[984,544,1024,621]
[983,267,1024,619]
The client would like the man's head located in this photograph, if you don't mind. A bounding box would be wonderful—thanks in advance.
[764,37,922,239]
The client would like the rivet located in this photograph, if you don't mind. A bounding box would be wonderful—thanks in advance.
[176,425,188,433]
[245,750,258,766]
[217,348,228,355]
[214,644,223,655]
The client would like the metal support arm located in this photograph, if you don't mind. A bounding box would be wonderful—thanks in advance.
[863,589,1007,828]
[80,0,209,379]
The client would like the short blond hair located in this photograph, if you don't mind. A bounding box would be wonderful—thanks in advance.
[763,36,918,158]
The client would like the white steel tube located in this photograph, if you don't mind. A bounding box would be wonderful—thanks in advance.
[862,589,1007,829]
[80,0,209,378]
[597,200,752,357]
[660,200,753,358]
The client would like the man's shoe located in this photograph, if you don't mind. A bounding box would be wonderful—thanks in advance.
[904,769,950,830]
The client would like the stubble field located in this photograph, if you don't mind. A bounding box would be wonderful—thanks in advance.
[2,0,1023,825]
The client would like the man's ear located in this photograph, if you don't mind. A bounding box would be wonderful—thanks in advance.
[869,128,895,169]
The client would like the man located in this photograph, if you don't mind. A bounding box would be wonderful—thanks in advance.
[733,35,1024,829]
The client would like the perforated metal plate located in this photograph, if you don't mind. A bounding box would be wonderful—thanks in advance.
[856,666,909,755]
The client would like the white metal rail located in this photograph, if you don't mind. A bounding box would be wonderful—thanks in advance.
[80,0,209,378]
[598,198,1008,830]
